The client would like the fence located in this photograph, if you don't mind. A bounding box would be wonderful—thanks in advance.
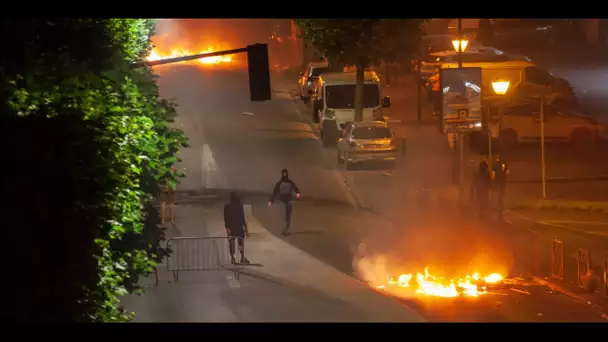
[514,226,608,299]
[551,239,564,280]
[166,237,248,281]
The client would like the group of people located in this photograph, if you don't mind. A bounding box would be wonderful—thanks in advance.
[159,167,301,265]
[470,157,510,220]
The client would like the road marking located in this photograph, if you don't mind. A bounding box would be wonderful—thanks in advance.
[510,288,531,295]
[200,143,230,189]
[546,220,608,226]
[226,273,241,289]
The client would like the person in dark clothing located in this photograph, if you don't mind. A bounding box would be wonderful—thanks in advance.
[470,160,492,220]
[268,169,301,236]
[224,192,249,264]
[491,158,510,219]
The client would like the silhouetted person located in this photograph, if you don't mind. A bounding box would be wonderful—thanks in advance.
[471,160,492,220]
[268,169,300,236]
[491,157,510,219]
[224,192,249,264]
[426,67,441,117]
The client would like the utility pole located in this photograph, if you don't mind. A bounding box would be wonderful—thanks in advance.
[457,18,465,195]
[540,95,547,199]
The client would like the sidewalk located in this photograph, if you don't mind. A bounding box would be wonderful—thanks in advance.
[122,202,426,322]
[503,208,608,310]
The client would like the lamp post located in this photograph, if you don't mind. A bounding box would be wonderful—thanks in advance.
[540,95,547,199]
[451,19,469,193]
[490,79,510,163]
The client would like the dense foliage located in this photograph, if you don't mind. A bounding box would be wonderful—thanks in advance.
[2,19,187,322]
[294,19,424,121]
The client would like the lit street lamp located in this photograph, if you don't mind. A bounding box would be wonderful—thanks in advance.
[489,79,511,165]
[451,38,469,54]
[492,80,510,96]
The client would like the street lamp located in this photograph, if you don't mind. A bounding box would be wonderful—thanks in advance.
[451,38,469,54]
[489,79,511,166]
[492,80,510,96]
[450,21,468,194]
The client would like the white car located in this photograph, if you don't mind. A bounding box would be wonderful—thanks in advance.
[498,102,600,147]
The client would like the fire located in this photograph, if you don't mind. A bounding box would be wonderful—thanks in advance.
[353,245,505,299]
[375,267,504,298]
[146,46,233,65]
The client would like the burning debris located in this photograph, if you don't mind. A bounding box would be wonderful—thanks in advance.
[375,267,504,298]
[354,243,506,299]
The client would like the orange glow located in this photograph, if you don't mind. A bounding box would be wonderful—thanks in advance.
[375,267,503,298]
[354,249,505,299]
[146,46,233,65]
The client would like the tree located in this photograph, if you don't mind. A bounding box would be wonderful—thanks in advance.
[2,19,187,322]
[294,19,424,121]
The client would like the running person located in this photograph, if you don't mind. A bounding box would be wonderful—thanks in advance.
[268,169,301,236]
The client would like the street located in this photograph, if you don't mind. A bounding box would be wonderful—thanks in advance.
[123,62,607,322]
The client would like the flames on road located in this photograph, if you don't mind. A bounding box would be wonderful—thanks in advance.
[377,267,504,298]
[147,46,233,65]
[354,244,505,298]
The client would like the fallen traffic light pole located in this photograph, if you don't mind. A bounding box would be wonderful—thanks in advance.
[131,44,272,102]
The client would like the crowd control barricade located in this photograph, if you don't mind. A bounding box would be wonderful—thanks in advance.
[577,249,591,288]
[166,237,245,281]
[551,238,564,280]
[604,258,607,297]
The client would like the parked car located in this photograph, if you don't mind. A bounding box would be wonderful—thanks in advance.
[497,101,600,147]
[336,121,398,170]
[298,60,330,104]
[311,71,391,147]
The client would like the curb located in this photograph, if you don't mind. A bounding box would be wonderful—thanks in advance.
[509,174,608,184]
[510,199,608,214]
[530,275,607,315]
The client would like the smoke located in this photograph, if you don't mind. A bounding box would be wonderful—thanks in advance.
[351,213,514,292]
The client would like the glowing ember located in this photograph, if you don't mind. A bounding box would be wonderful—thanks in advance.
[374,267,504,298]
[147,46,232,65]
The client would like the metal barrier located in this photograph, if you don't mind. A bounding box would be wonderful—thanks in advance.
[604,259,607,297]
[577,249,591,288]
[551,238,564,280]
[166,237,245,281]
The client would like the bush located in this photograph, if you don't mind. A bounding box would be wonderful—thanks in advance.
[2,18,187,322]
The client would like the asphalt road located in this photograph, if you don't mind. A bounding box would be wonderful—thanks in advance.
[144,61,606,322]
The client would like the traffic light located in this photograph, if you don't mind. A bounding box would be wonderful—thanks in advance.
[247,44,271,102]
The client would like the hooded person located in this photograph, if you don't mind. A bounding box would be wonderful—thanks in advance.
[224,192,249,264]
[268,169,301,236]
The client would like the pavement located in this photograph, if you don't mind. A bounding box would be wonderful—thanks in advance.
[121,62,424,322]
[122,61,607,322]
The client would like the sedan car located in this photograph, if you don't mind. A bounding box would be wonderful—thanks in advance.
[337,121,399,169]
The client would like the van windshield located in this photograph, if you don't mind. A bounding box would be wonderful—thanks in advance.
[326,84,380,109]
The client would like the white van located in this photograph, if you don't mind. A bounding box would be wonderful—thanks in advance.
[310,71,391,147]
[440,60,575,106]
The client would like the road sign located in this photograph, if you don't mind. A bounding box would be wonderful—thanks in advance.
[439,67,483,134]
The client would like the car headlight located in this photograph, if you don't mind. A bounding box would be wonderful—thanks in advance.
[325,108,335,119]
